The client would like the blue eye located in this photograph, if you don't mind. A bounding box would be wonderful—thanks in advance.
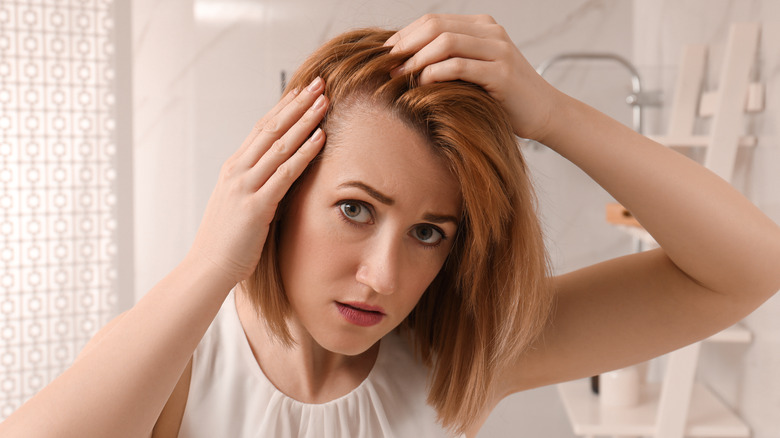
[412,225,444,246]
[339,202,372,224]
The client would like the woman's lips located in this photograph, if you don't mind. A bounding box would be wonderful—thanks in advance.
[335,302,385,327]
[340,301,385,314]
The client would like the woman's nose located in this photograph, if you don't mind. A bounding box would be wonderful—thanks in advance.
[355,233,401,295]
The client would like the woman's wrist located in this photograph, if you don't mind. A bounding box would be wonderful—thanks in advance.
[524,87,573,146]
[179,246,242,293]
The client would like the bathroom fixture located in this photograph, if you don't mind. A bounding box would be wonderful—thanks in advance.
[536,52,662,134]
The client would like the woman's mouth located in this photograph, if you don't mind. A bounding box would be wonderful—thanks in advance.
[335,302,385,327]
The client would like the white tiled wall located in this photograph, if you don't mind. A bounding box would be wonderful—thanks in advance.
[131,0,780,436]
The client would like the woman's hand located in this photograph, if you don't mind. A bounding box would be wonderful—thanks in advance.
[385,14,559,142]
[188,77,328,285]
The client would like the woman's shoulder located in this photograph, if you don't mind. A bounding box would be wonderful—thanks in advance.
[151,293,237,438]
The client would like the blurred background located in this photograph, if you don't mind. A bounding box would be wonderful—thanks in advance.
[1,0,778,436]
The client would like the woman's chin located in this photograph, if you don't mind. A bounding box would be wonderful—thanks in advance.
[314,331,382,357]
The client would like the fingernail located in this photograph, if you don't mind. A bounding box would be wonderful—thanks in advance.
[291,87,301,96]
[312,95,327,110]
[390,65,405,77]
[311,128,323,142]
[307,76,323,92]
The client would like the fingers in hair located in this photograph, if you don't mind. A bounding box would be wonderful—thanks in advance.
[246,93,328,190]
[417,57,495,88]
[231,87,300,162]
[385,14,498,52]
[237,77,324,170]
[255,126,326,207]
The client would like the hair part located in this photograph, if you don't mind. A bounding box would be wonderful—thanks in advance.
[241,28,553,435]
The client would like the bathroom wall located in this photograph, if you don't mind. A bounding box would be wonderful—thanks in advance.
[131,0,779,436]
[632,1,780,437]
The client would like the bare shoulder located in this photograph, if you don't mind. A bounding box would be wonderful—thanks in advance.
[151,358,193,438]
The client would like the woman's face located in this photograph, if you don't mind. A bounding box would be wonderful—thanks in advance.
[278,103,462,356]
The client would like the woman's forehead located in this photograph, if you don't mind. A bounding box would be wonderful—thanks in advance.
[317,105,462,211]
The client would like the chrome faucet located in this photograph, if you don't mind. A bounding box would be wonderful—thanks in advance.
[536,53,661,134]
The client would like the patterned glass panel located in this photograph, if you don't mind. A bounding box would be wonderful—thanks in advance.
[0,0,119,419]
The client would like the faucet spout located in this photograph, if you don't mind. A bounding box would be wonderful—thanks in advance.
[536,52,654,134]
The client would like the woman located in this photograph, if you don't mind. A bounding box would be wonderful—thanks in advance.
[2,14,779,438]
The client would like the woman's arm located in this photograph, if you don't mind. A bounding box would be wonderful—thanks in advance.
[386,14,780,392]
[0,78,329,438]
[508,93,780,388]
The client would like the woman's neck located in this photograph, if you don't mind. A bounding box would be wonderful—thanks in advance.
[235,289,380,404]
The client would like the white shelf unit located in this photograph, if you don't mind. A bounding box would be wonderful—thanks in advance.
[558,381,749,438]
[558,22,763,438]
[557,324,752,438]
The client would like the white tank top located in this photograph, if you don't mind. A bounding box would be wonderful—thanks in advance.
[178,292,462,437]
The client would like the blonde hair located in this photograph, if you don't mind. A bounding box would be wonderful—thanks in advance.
[241,28,553,434]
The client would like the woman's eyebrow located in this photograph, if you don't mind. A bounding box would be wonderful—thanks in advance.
[422,213,459,226]
[338,181,395,205]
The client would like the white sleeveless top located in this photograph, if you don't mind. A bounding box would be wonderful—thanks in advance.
[178,292,461,438]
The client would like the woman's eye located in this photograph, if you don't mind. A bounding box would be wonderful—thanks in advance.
[339,202,372,224]
[412,225,444,245]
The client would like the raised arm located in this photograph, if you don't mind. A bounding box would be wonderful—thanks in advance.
[386,14,780,392]
[0,78,329,438]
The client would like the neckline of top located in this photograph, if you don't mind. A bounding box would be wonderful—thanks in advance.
[228,290,386,407]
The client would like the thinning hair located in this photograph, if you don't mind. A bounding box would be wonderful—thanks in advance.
[241,28,553,435]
